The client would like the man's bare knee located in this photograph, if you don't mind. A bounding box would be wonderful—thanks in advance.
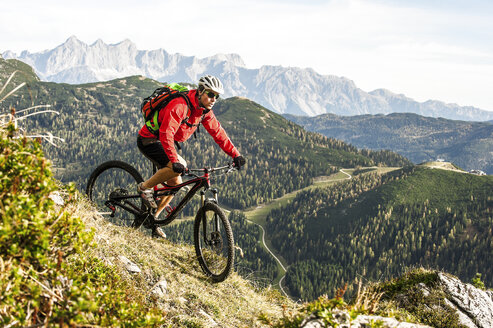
[167,176,182,186]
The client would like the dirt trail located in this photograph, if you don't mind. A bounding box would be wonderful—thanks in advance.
[243,169,353,298]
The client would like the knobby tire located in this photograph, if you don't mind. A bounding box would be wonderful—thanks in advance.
[194,202,234,283]
[86,160,145,227]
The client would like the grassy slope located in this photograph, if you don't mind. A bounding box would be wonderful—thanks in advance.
[303,166,493,261]
[80,202,291,327]
[306,165,491,233]
[0,57,40,83]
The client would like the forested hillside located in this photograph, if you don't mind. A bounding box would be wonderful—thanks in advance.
[3,56,493,318]
[265,166,493,300]
[0,56,410,213]
[286,112,493,174]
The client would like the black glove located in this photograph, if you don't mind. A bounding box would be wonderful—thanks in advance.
[172,162,185,174]
[233,155,246,170]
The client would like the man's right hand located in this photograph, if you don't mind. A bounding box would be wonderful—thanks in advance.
[172,162,185,174]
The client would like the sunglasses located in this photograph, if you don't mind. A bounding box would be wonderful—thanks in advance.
[205,91,220,100]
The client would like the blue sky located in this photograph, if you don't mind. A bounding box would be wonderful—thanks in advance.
[1,0,492,112]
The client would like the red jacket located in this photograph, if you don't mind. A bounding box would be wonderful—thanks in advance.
[138,89,240,163]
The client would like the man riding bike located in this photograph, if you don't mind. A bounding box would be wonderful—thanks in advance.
[136,75,246,238]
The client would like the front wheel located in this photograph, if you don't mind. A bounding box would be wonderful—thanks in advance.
[194,202,234,282]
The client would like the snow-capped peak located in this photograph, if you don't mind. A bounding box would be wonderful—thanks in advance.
[2,37,493,121]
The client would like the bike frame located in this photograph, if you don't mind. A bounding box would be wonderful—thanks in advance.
[107,164,233,226]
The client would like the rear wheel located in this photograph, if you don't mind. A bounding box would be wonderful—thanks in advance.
[86,161,147,228]
[194,202,234,282]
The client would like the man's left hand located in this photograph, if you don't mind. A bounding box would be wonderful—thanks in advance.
[234,155,246,169]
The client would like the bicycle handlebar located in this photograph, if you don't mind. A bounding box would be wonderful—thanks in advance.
[184,162,237,176]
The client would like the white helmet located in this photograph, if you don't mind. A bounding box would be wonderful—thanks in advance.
[198,75,224,94]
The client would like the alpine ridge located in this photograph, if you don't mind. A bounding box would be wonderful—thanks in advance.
[3,36,493,121]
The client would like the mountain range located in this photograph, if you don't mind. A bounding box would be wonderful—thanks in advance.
[3,36,493,121]
[285,112,493,174]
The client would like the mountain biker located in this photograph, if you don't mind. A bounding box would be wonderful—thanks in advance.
[136,75,246,238]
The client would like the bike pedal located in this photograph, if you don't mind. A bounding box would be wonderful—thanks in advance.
[105,201,116,217]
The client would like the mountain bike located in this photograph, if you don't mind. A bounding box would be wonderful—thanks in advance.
[86,160,238,282]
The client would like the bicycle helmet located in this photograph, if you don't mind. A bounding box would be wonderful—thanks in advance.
[198,75,224,94]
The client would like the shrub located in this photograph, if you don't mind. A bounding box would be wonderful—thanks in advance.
[472,273,486,290]
[0,123,166,327]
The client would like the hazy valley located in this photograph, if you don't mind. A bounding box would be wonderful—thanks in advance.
[285,112,493,175]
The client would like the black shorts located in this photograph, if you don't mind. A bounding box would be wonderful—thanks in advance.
[137,135,170,169]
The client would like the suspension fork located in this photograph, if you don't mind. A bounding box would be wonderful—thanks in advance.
[211,189,220,233]
[200,188,219,206]
[200,189,221,242]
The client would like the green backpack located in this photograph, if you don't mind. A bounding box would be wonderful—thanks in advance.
[141,83,204,136]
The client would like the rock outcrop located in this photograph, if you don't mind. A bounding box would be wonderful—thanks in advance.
[436,272,493,328]
[298,270,493,328]
[300,310,433,328]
